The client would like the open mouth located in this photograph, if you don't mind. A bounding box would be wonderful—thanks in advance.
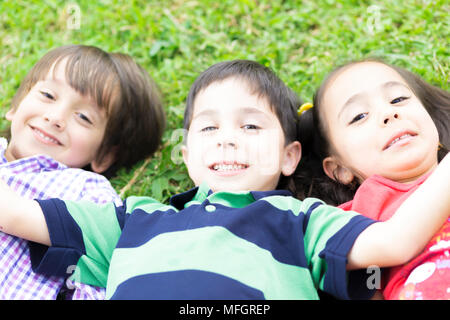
[30,126,63,146]
[209,162,249,172]
[383,132,417,150]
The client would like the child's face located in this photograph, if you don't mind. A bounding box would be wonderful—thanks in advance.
[182,77,301,192]
[321,61,439,183]
[5,59,110,171]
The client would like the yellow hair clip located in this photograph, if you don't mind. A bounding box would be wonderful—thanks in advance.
[297,102,313,116]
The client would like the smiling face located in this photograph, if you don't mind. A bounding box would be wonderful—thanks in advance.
[320,61,439,183]
[4,59,109,171]
[182,77,301,192]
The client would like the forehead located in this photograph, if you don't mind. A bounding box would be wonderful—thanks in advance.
[192,77,273,117]
[327,62,407,96]
[322,62,410,111]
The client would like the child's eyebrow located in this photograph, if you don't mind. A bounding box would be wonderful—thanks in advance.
[381,81,410,91]
[240,107,270,117]
[192,109,217,120]
[193,107,269,120]
[338,93,365,120]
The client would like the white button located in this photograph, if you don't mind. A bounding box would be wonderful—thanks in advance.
[205,204,216,212]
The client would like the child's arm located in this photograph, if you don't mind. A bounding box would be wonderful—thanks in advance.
[0,154,448,272]
[0,180,50,246]
[347,152,450,270]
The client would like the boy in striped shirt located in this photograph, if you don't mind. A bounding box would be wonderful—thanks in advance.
[0,60,448,299]
[0,45,165,299]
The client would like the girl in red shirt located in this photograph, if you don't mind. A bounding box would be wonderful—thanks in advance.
[295,59,450,299]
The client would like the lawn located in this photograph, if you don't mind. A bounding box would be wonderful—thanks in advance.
[0,0,448,202]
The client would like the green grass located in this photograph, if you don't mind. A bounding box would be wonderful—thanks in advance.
[0,0,448,202]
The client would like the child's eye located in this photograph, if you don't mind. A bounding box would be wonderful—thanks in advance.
[200,126,217,132]
[390,96,409,104]
[242,124,259,131]
[40,91,55,100]
[349,113,368,125]
[77,112,93,124]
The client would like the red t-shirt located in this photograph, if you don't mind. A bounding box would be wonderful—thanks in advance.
[339,174,450,300]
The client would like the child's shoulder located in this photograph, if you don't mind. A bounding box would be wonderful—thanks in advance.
[124,195,173,214]
[70,167,110,183]
[260,193,360,226]
[257,192,328,216]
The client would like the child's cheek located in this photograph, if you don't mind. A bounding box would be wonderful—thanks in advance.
[247,133,282,176]
[66,132,101,168]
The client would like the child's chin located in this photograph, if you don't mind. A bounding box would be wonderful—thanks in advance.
[211,183,246,193]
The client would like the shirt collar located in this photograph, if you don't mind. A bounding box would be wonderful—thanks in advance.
[0,138,67,172]
[169,181,292,210]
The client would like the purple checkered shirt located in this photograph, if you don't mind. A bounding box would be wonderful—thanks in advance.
[0,138,122,299]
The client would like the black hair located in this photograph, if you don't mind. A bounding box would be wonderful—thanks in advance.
[294,58,450,205]
[184,59,304,193]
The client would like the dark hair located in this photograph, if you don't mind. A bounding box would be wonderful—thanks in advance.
[184,59,303,193]
[6,45,166,177]
[294,58,450,205]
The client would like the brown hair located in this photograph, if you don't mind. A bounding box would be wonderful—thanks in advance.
[295,58,450,205]
[6,45,166,177]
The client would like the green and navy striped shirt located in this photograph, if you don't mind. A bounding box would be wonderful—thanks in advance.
[30,183,376,299]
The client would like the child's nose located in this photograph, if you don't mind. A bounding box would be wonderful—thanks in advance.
[44,110,66,130]
[382,113,399,125]
[217,141,236,148]
[216,129,238,148]
[379,105,400,126]
[383,113,399,125]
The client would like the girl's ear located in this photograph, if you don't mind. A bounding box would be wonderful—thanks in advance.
[281,141,302,176]
[322,156,354,185]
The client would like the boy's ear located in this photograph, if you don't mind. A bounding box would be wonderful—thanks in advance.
[281,141,302,176]
[181,145,189,166]
[5,109,15,121]
[91,148,117,174]
[322,156,354,185]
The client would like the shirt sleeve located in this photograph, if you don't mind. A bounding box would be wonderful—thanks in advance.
[29,198,125,288]
[79,174,123,207]
[66,279,106,300]
[301,197,377,300]
[59,173,121,298]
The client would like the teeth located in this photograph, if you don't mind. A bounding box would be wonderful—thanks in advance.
[213,164,246,171]
[34,129,59,144]
[388,134,411,147]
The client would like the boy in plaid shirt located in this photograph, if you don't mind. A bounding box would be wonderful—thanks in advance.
[0,45,165,299]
